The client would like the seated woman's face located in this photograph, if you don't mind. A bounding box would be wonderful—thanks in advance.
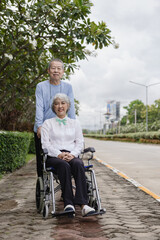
[53,98,69,118]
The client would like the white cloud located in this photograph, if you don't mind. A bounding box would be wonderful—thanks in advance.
[70,0,160,129]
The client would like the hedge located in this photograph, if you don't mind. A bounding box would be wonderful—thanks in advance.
[0,131,31,173]
[84,131,160,144]
[28,133,36,154]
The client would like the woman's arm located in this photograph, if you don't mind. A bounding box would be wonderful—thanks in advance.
[41,120,62,157]
[70,120,84,157]
[35,84,44,132]
[67,84,76,119]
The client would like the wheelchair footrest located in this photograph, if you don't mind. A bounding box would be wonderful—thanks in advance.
[83,208,106,217]
[52,209,75,218]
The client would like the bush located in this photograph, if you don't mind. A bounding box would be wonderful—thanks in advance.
[28,133,36,154]
[85,131,160,144]
[108,121,160,135]
[0,131,31,173]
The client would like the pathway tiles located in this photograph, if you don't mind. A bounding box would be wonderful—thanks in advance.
[0,158,160,239]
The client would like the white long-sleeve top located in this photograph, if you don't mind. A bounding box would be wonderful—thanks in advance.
[41,117,84,158]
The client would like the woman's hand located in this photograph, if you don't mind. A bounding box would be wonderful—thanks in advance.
[58,152,67,160]
[58,152,75,162]
[37,126,42,138]
[64,153,75,162]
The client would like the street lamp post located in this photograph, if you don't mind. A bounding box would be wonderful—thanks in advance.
[129,81,160,131]
[96,110,103,134]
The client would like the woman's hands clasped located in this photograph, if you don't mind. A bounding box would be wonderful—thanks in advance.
[58,152,75,162]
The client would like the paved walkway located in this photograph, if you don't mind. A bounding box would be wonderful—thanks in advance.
[84,137,160,197]
[0,157,160,240]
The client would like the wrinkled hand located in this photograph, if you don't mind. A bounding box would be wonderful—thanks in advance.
[63,153,75,162]
[37,126,42,138]
[58,152,75,162]
[58,152,67,160]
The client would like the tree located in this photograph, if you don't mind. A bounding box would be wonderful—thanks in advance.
[147,99,160,124]
[123,100,145,124]
[120,115,127,126]
[0,0,114,130]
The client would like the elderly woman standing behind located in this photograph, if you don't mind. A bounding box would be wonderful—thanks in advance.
[41,93,95,217]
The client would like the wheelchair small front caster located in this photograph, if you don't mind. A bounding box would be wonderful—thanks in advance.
[43,204,49,219]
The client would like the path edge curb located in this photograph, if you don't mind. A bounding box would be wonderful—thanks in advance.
[95,156,160,203]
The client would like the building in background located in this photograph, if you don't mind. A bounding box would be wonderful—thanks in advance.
[103,101,120,133]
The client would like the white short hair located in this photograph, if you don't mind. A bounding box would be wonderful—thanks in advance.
[51,93,71,113]
[48,58,64,69]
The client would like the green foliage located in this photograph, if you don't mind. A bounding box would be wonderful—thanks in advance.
[0,0,113,130]
[120,115,127,126]
[123,99,145,124]
[25,154,35,164]
[106,120,160,135]
[120,123,146,133]
[85,131,160,143]
[0,131,31,173]
[121,98,160,132]
[28,133,36,154]
[147,99,160,124]
[74,98,80,116]
[150,120,160,131]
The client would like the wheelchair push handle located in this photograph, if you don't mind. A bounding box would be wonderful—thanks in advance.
[82,147,95,154]
[43,148,48,155]
[82,147,96,163]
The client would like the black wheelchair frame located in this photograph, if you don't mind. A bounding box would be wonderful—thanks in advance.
[36,147,106,218]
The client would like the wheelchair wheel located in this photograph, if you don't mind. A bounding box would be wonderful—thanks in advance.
[43,204,49,219]
[36,177,44,213]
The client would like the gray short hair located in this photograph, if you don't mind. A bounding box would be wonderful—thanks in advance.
[51,93,71,113]
[48,58,64,69]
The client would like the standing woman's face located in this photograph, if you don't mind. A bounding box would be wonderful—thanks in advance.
[48,61,64,83]
[53,98,69,118]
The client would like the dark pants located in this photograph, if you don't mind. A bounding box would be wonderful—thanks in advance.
[46,156,88,207]
[34,132,43,177]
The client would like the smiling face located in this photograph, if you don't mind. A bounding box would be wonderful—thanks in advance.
[53,98,69,118]
[48,61,64,84]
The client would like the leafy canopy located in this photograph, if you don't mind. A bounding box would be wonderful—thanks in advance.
[123,99,145,124]
[121,99,160,125]
[0,0,113,130]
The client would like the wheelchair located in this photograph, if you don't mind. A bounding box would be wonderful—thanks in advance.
[35,147,106,219]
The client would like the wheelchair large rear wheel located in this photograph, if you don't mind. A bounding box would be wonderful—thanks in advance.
[36,177,44,213]
[86,175,99,211]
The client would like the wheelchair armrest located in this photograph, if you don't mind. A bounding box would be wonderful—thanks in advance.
[83,147,95,153]
[43,148,48,155]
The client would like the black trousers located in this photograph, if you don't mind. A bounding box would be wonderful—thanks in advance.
[34,132,43,177]
[46,156,88,207]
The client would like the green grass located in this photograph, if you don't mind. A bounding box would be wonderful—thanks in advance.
[25,154,35,163]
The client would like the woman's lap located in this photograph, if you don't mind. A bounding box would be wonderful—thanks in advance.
[46,156,88,206]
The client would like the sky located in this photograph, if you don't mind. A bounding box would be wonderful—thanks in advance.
[69,0,160,130]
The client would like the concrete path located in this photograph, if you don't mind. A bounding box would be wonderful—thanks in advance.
[0,156,160,239]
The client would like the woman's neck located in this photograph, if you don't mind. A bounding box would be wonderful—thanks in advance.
[57,115,66,119]
[50,79,60,85]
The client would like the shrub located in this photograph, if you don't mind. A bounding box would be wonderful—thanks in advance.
[0,131,31,173]
[28,133,36,154]
[85,131,160,144]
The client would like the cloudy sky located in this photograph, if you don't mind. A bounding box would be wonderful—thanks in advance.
[69,0,160,130]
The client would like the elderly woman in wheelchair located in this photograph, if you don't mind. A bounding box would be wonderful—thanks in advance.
[36,93,105,218]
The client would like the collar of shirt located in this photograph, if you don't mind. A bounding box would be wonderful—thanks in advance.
[56,116,67,125]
